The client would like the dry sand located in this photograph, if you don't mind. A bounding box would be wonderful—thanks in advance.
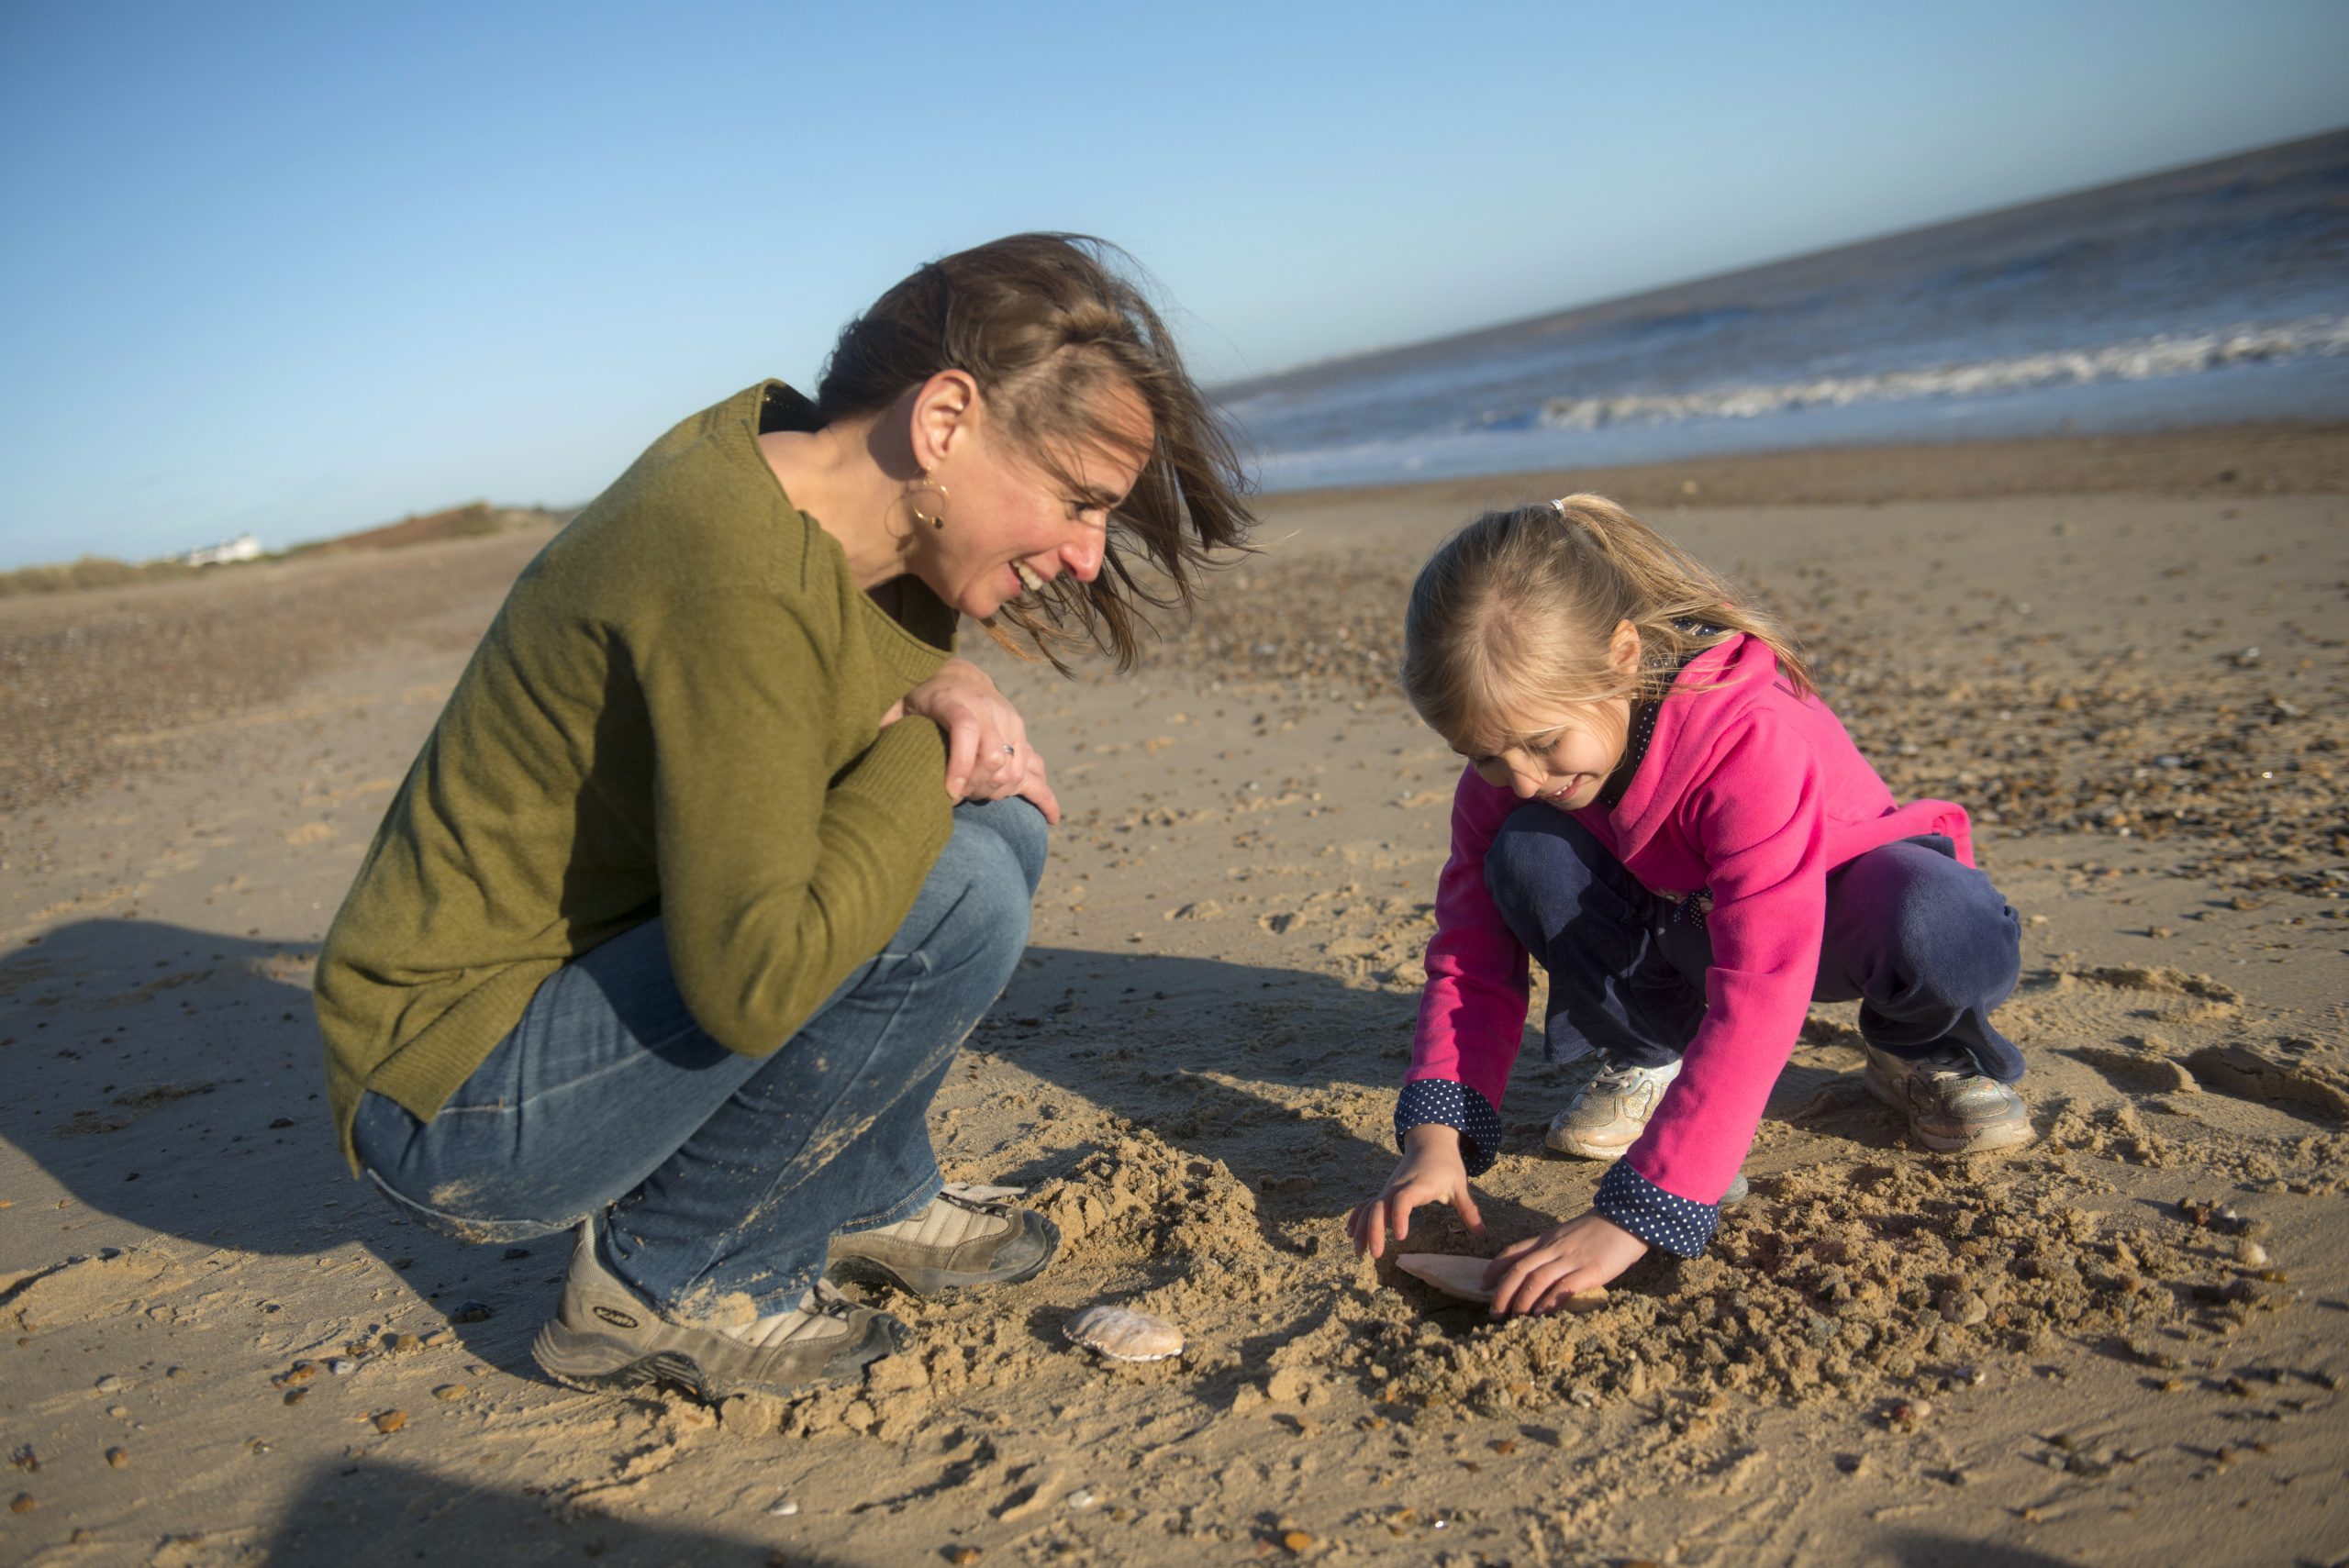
[3,427,2346,1567]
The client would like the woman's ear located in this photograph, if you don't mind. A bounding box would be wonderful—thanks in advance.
[1610,619,1642,676]
[907,371,979,472]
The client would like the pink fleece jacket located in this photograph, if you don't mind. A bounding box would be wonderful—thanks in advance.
[1408,634,1973,1207]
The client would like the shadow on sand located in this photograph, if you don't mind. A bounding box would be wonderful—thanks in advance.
[2,920,1564,1349]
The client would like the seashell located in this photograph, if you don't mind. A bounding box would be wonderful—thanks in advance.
[1396,1252,1496,1302]
[1063,1306,1183,1362]
[1396,1253,1609,1313]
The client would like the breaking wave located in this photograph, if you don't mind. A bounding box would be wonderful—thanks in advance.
[1534,314,2349,431]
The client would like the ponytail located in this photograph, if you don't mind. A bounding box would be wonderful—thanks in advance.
[1401,494,1810,746]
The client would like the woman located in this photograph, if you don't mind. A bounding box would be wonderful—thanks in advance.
[314,234,1252,1400]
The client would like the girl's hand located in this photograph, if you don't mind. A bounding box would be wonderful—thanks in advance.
[901,658,1061,822]
[1346,1124,1486,1260]
[1482,1209,1648,1317]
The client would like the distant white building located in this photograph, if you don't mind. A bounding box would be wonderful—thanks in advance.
[178,532,263,567]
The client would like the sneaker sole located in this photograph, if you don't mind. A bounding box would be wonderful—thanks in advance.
[529,1317,902,1401]
[530,1330,720,1400]
[826,1213,1061,1296]
[1543,1122,1643,1161]
[1861,1060,2037,1155]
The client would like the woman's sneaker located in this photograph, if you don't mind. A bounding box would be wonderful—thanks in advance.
[1545,1057,1683,1160]
[530,1219,906,1401]
[1861,1041,2035,1154]
[825,1183,1060,1296]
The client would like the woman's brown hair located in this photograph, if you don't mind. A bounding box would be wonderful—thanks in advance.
[1401,494,1812,751]
[818,232,1254,669]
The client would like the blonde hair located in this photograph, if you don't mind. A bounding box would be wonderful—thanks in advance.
[1400,494,1812,750]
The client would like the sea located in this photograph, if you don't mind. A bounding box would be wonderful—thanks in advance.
[1219,130,2349,492]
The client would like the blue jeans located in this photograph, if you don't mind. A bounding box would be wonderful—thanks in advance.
[351,797,1048,1319]
[1482,806,2025,1083]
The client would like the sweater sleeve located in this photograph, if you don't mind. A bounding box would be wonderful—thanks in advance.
[1617,720,1826,1211]
[1400,769,1530,1173]
[636,591,952,1057]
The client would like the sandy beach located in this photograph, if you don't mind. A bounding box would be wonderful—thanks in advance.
[3,424,2346,1568]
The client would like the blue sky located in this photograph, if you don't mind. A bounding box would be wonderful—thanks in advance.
[3,1,2344,568]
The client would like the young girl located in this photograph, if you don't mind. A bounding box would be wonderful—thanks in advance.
[1346,495,2031,1318]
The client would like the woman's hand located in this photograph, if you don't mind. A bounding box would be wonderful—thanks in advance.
[1481,1209,1649,1317]
[900,658,1061,823]
[1347,1124,1486,1260]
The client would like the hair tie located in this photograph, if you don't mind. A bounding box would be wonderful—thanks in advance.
[1549,497,1570,515]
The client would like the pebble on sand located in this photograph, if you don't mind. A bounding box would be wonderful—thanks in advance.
[372,1410,407,1434]
[1064,1305,1183,1362]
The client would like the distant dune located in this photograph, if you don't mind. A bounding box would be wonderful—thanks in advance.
[1,501,569,599]
[300,500,571,555]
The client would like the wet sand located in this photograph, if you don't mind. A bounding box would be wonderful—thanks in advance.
[3,425,2345,1566]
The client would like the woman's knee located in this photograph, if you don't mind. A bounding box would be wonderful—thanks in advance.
[914,811,1038,977]
[956,795,1049,895]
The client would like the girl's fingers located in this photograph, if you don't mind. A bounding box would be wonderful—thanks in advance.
[1486,1233,1538,1273]
[1495,1259,1563,1318]
[1386,1191,1415,1245]
[1485,1242,1558,1314]
[1453,1185,1486,1237]
[1532,1276,1589,1316]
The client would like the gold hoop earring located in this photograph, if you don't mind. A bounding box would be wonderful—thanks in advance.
[906,474,950,531]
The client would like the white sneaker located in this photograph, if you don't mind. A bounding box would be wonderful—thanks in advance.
[1862,1042,2035,1154]
[1545,1057,1683,1160]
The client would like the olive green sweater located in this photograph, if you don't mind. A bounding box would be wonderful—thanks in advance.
[315,383,955,1172]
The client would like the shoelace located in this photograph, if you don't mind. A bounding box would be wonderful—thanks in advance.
[1590,1061,1672,1092]
[937,1189,1011,1219]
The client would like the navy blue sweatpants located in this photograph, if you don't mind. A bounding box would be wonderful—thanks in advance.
[1480,806,2026,1083]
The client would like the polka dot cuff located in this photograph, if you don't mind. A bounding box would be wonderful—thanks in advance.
[1395,1078,1505,1176]
[1594,1161,1720,1258]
